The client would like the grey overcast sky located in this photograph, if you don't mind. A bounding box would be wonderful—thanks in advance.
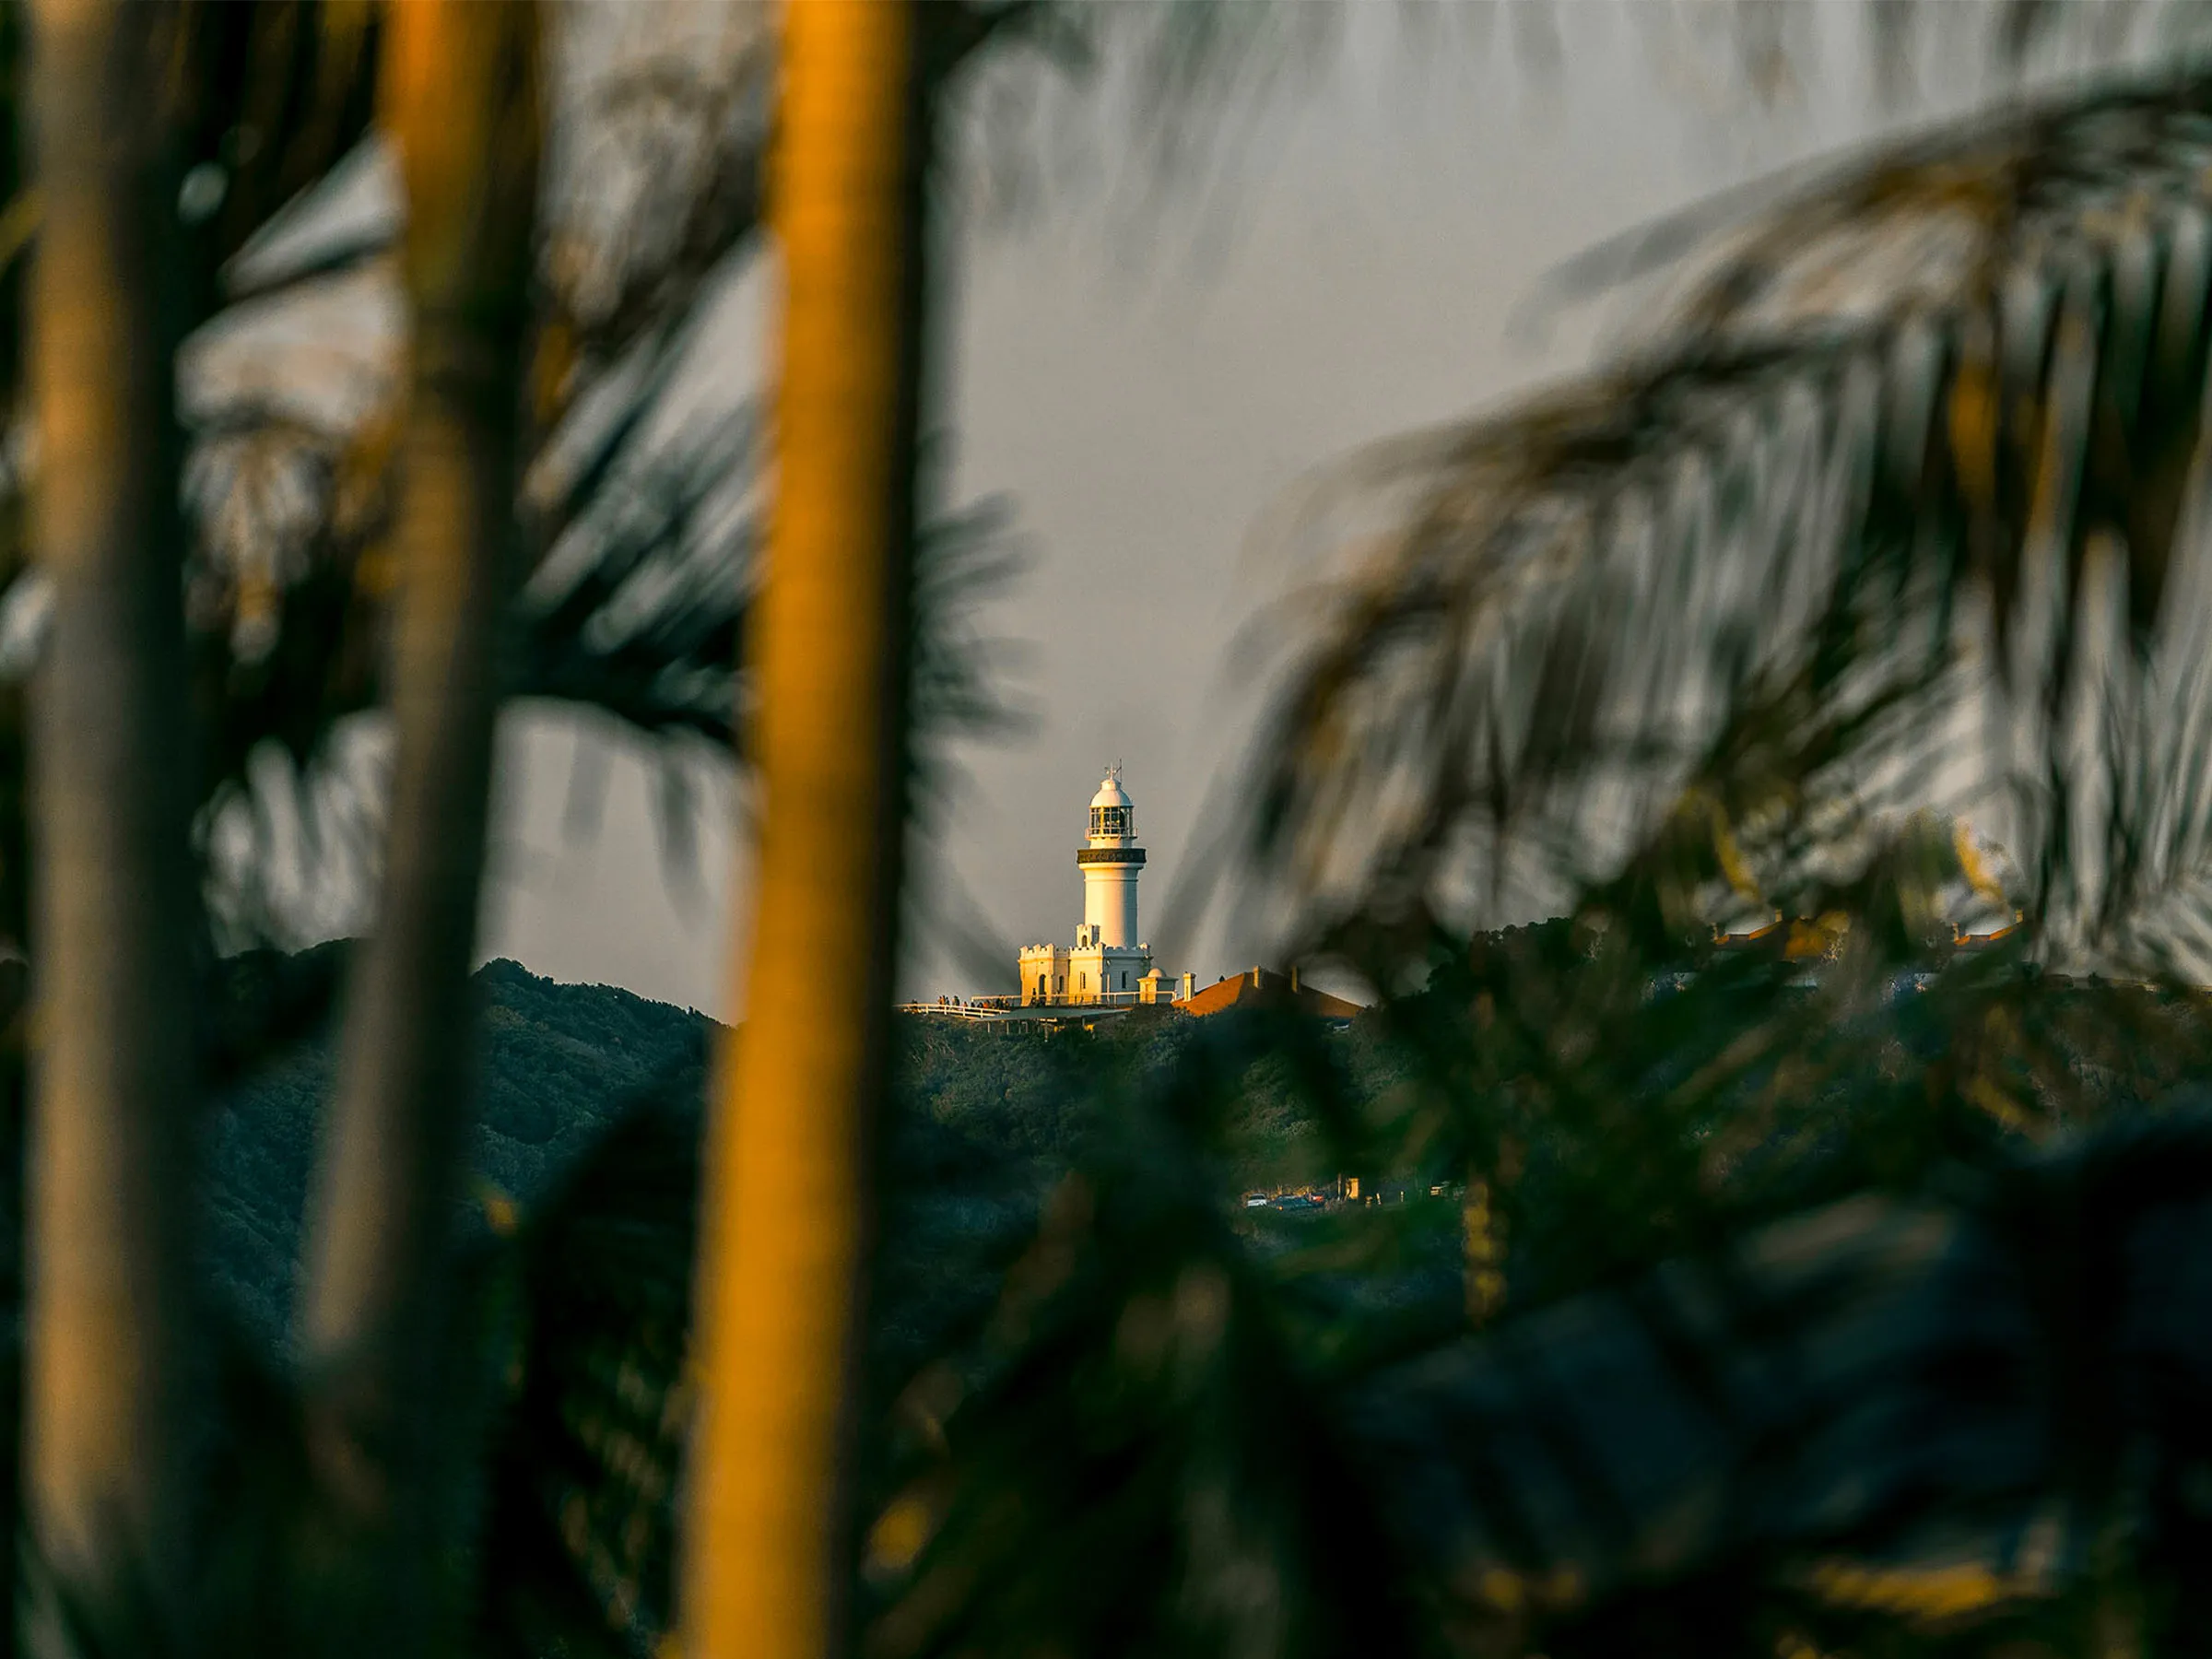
[471,2,2099,1014]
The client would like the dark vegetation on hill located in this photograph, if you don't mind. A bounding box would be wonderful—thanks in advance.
[194,928,2208,1375]
[194,957,1330,1359]
[195,953,1429,1398]
[156,930,2212,1655]
[201,947,715,1350]
[198,928,2187,1367]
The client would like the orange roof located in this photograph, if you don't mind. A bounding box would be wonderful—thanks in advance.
[1173,967,1364,1020]
[1712,913,1848,960]
[1785,913,1849,960]
[1712,919,1785,951]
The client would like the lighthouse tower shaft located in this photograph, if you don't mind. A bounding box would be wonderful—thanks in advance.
[1083,859,1139,946]
[1078,769,1146,947]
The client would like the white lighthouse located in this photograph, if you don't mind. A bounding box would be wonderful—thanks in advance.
[1018,766,1190,1006]
[1080,765,1142,947]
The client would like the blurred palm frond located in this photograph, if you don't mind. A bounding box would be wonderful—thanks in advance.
[475,1085,704,1659]
[1248,65,2212,986]
[864,1009,1419,1659]
[1358,1105,2212,1656]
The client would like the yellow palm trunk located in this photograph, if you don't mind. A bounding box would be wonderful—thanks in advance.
[684,3,925,1654]
[296,0,538,1639]
[21,0,201,1635]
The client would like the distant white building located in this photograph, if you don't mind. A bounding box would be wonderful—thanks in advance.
[1019,767,1194,1007]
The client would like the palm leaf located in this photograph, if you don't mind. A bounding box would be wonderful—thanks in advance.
[1355,1106,2212,1654]
[474,1087,704,1659]
[1248,65,2212,984]
[864,1008,1421,1659]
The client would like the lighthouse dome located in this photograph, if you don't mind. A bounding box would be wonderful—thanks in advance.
[1088,766,1135,841]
